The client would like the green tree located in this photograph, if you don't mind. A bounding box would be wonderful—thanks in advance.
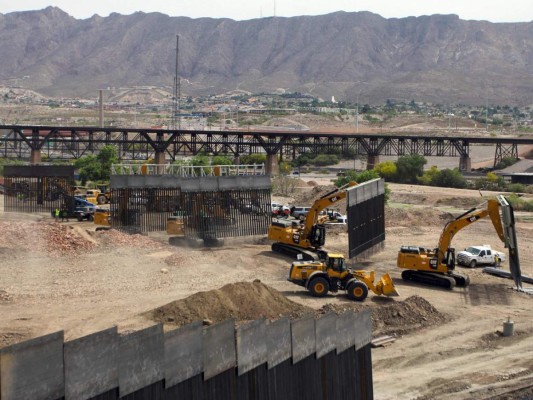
[395,155,427,183]
[96,145,118,181]
[212,155,234,165]
[312,154,339,166]
[240,153,266,165]
[191,154,210,166]
[418,166,440,186]
[432,168,467,188]
[374,161,397,181]
[74,155,101,184]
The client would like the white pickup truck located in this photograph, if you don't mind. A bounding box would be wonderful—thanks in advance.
[457,245,505,268]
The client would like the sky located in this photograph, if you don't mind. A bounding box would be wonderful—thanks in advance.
[0,0,532,23]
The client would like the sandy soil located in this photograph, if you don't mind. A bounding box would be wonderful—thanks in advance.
[1,183,532,399]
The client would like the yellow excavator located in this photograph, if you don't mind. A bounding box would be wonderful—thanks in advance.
[288,253,399,301]
[268,181,358,261]
[397,197,507,289]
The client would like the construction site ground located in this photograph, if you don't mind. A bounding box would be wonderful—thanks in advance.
[1,181,533,400]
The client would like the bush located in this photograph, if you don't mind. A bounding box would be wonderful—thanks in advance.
[432,168,467,189]
[506,194,533,212]
[395,155,427,184]
[505,183,526,193]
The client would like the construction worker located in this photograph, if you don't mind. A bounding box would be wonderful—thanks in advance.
[54,208,60,222]
[494,254,501,268]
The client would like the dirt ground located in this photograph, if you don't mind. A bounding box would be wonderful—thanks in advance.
[1,182,532,400]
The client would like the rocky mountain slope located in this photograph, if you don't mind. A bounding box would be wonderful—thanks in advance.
[0,7,531,104]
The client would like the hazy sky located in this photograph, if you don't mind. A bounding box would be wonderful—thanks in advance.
[0,0,532,22]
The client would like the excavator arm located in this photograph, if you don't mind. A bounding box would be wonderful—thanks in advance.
[301,181,357,239]
[436,199,505,266]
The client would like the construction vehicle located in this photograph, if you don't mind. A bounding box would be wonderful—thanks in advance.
[288,253,399,301]
[268,181,357,261]
[94,208,111,230]
[397,197,510,289]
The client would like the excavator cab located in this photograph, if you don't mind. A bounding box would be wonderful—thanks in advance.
[309,224,326,248]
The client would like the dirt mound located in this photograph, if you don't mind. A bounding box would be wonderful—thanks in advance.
[293,184,345,211]
[320,295,449,337]
[386,206,454,228]
[0,221,96,257]
[149,281,312,327]
[95,229,166,250]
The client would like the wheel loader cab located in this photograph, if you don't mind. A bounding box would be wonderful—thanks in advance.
[326,254,347,273]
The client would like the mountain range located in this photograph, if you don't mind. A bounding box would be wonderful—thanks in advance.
[0,7,531,105]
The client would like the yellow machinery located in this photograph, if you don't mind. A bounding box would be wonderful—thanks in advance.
[93,208,111,230]
[397,198,506,289]
[166,215,186,245]
[268,181,357,261]
[288,253,399,301]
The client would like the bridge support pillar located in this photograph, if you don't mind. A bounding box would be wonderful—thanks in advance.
[459,156,471,172]
[154,151,166,174]
[265,153,279,176]
[30,149,42,164]
[366,154,379,170]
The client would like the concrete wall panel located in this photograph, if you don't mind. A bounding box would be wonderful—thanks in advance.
[164,321,203,388]
[348,178,384,207]
[315,313,337,359]
[336,312,357,354]
[266,317,291,369]
[203,319,236,381]
[0,331,64,400]
[64,327,118,400]
[354,309,372,350]
[118,324,164,397]
[291,315,316,364]
[236,319,267,376]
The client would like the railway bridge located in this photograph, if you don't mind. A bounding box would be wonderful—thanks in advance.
[1,125,531,174]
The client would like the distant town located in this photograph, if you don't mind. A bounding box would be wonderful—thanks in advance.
[1,86,532,134]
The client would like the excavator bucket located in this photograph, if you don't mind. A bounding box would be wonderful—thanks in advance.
[377,273,400,297]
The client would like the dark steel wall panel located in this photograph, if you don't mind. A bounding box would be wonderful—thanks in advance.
[347,179,386,259]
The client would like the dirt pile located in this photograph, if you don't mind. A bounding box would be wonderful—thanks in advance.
[320,295,450,337]
[0,221,96,257]
[293,184,345,211]
[95,229,166,250]
[386,207,454,228]
[149,281,312,327]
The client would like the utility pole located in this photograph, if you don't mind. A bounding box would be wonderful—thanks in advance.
[172,35,181,130]
[98,89,104,128]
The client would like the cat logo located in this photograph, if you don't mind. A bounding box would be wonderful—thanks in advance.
[468,215,480,223]
[429,258,438,269]
[329,196,338,202]
[292,233,300,244]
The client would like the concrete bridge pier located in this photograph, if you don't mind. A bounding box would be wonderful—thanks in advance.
[265,153,279,176]
[30,149,42,164]
[366,154,380,170]
[459,155,472,172]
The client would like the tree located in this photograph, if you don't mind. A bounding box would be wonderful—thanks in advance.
[74,155,101,184]
[212,155,234,165]
[418,166,440,186]
[395,155,427,184]
[96,145,118,181]
[240,154,266,165]
[432,168,467,189]
[312,154,339,166]
[374,161,397,181]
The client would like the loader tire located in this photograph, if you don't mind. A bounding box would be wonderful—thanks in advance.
[346,281,369,301]
[308,277,329,297]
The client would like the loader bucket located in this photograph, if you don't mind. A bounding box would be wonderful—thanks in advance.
[377,273,400,297]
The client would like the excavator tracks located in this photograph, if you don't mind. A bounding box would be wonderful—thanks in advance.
[271,243,321,261]
[402,270,459,289]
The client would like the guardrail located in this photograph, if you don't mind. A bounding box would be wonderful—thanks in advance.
[111,164,265,177]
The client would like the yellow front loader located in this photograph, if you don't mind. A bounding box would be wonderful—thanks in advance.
[288,253,399,301]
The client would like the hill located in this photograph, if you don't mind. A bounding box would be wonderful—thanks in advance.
[0,7,531,104]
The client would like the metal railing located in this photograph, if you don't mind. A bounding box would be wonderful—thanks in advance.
[111,163,265,177]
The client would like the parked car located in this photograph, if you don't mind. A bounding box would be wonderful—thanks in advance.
[290,206,311,220]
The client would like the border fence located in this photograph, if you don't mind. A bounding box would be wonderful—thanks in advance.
[0,310,373,400]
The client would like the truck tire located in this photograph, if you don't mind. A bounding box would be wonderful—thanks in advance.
[346,281,369,301]
[308,277,329,297]
[469,260,477,268]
